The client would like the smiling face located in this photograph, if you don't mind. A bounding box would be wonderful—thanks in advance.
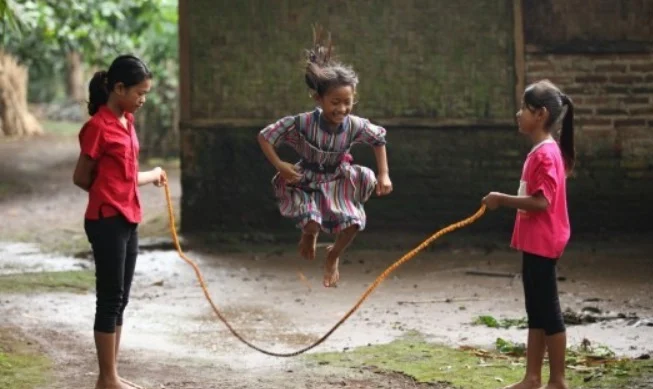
[316,85,355,126]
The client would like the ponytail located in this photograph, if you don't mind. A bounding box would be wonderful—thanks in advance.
[87,70,109,116]
[303,24,358,97]
[559,93,575,174]
[86,55,152,116]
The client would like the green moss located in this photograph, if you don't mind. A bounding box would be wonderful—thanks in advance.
[0,328,50,389]
[188,0,515,120]
[0,270,95,294]
[306,332,653,389]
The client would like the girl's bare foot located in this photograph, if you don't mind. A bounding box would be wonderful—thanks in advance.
[539,382,568,389]
[120,377,146,389]
[95,377,130,389]
[323,245,340,287]
[502,378,541,389]
[298,231,318,260]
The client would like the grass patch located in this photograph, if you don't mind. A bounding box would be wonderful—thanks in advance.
[0,270,94,294]
[306,332,653,389]
[473,315,527,329]
[42,120,81,136]
[38,234,89,257]
[0,327,50,389]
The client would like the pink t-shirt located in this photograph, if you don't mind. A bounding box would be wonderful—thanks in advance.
[510,138,570,259]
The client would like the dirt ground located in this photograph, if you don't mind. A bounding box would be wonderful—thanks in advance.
[1,133,652,389]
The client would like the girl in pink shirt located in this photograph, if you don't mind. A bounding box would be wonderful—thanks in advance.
[482,80,575,389]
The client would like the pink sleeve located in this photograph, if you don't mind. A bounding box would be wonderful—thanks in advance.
[353,119,387,146]
[259,116,297,146]
[529,155,558,204]
[79,122,104,160]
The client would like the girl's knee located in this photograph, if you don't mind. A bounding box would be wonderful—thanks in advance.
[303,221,320,234]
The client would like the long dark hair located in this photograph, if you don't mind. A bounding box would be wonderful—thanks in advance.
[87,54,152,115]
[304,25,358,97]
[523,79,575,174]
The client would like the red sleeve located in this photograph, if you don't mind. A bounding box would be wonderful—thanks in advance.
[79,121,104,160]
[529,154,558,205]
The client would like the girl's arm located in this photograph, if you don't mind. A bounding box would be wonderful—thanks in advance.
[373,144,392,196]
[258,133,301,183]
[372,145,389,176]
[258,133,284,169]
[138,167,165,187]
[484,192,548,211]
[73,154,97,192]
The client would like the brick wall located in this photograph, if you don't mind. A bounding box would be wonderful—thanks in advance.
[525,52,653,232]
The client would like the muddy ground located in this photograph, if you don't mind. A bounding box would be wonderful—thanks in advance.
[1,132,652,389]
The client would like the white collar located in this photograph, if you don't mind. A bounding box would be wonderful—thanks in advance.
[528,136,555,155]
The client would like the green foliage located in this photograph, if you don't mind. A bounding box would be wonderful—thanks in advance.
[0,0,22,36]
[472,315,528,329]
[2,0,179,157]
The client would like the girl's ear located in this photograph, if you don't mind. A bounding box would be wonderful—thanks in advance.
[114,82,126,96]
[537,106,549,123]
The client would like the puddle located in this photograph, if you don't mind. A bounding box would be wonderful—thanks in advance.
[0,241,89,275]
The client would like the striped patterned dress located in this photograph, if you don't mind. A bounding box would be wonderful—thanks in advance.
[260,108,387,234]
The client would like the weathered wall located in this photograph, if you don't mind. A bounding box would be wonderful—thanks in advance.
[185,0,516,121]
[523,0,653,233]
[180,125,527,235]
[179,0,653,239]
[179,0,520,236]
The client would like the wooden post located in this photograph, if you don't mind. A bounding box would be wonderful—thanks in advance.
[178,0,191,123]
[513,0,525,110]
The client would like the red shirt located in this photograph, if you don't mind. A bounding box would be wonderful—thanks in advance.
[510,139,570,259]
[79,105,142,223]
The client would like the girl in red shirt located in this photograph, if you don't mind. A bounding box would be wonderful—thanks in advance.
[482,79,575,389]
[73,54,166,389]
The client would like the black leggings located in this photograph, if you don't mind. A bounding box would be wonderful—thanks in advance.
[84,215,138,333]
[522,252,565,336]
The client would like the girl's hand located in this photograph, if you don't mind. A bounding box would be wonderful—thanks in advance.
[277,161,302,184]
[482,192,503,210]
[376,172,393,196]
[153,167,167,187]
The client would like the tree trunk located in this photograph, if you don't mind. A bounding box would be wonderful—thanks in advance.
[65,50,85,102]
[0,51,43,136]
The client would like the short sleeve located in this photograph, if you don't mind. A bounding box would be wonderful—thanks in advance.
[529,155,558,205]
[352,118,387,146]
[259,116,297,146]
[79,121,104,160]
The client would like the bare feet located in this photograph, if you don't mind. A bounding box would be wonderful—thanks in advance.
[323,245,340,287]
[95,377,130,389]
[502,378,541,389]
[298,231,318,260]
[539,382,568,389]
[120,377,146,389]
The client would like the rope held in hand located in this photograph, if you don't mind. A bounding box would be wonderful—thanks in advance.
[163,180,486,357]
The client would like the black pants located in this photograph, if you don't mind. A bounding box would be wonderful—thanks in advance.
[522,252,565,336]
[84,215,138,333]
